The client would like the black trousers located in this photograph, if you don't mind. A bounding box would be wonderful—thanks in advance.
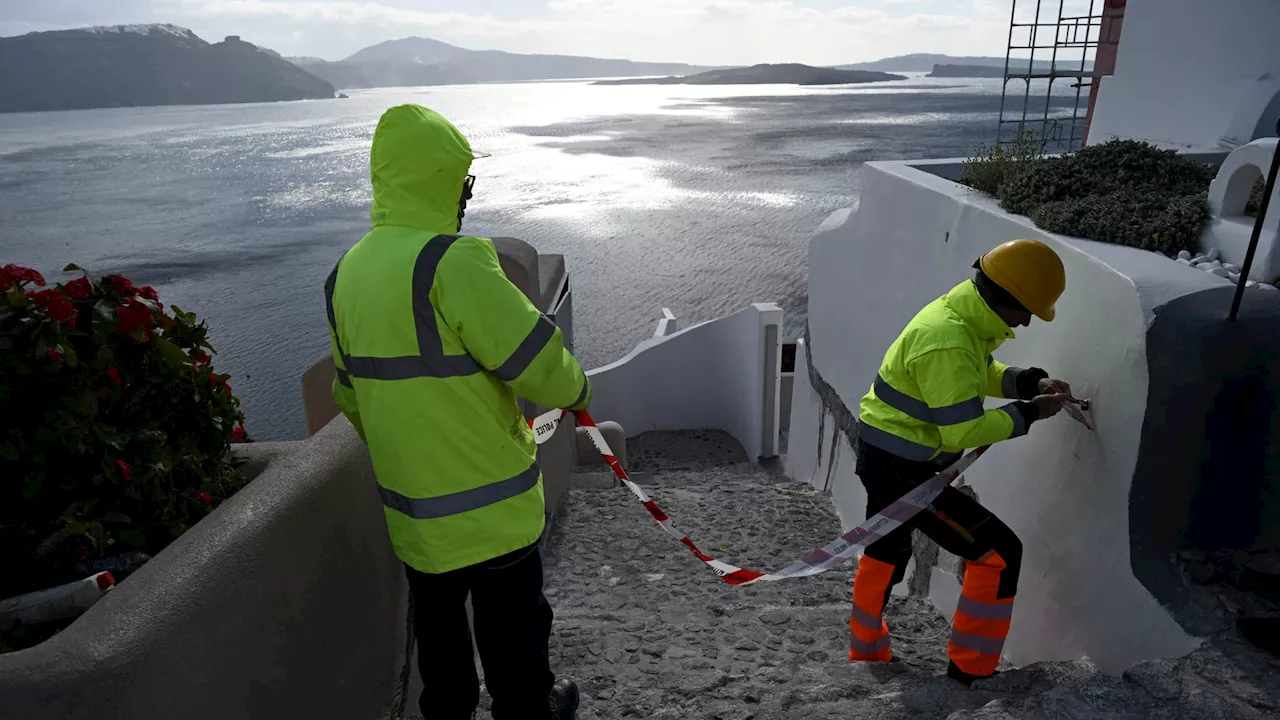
[855,438,1022,604]
[405,543,554,720]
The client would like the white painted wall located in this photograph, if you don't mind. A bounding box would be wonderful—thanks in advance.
[588,303,782,461]
[1089,0,1280,150]
[787,159,1214,673]
[1204,138,1280,281]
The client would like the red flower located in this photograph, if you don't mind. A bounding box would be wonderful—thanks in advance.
[103,275,136,296]
[115,297,153,339]
[116,460,131,480]
[232,426,246,441]
[195,490,212,504]
[193,351,211,365]
[1,264,46,289]
[137,285,159,301]
[47,348,63,362]
[106,365,121,386]
[26,288,78,326]
[63,276,93,299]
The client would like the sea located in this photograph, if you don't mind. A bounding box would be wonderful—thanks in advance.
[0,75,1082,439]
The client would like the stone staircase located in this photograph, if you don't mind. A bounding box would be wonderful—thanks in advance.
[412,431,1280,719]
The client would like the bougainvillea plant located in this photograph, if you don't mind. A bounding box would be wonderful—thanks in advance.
[0,264,250,607]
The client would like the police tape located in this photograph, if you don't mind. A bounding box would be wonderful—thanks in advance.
[529,400,1092,585]
[527,408,985,585]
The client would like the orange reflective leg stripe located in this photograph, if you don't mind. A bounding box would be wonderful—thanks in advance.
[948,551,1013,676]
[849,555,895,662]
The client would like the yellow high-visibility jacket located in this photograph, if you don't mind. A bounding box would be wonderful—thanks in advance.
[326,105,590,574]
[859,280,1042,463]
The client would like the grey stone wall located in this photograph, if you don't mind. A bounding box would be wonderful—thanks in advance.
[0,418,406,720]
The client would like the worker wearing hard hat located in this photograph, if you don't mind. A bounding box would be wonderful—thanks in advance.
[848,239,1070,685]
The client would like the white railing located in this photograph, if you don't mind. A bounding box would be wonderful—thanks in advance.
[588,304,783,461]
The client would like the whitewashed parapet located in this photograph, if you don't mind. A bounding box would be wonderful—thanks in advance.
[653,308,678,339]
[588,303,783,461]
[1203,138,1280,282]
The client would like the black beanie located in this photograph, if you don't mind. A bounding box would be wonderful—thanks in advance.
[972,259,1029,314]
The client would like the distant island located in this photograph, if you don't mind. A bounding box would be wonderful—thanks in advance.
[837,53,1093,74]
[290,36,714,90]
[593,64,905,87]
[928,63,1093,78]
[928,64,1007,78]
[0,25,337,113]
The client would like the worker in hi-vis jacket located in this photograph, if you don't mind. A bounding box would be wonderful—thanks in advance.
[326,105,587,720]
[849,239,1070,685]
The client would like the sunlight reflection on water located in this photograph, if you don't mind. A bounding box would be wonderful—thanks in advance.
[0,76,1082,438]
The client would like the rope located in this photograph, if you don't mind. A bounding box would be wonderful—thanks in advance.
[388,592,416,720]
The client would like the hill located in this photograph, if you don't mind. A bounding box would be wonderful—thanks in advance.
[838,53,1093,73]
[292,36,712,90]
[0,25,336,113]
[592,63,905,87]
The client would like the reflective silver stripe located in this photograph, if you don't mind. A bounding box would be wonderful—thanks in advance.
[849,634,891,654]
[932,398,985,426]
[494,315,557,382]
[873,375,932,423]
[571,376,591,409]
[874,375,982,426]
[949,629,1006,656]
[850,605,884,632]
[325,260,351,362]
[858,422,940,462]
[335,366,353,389]
[379,462,541,520]
[956,594,1014,621]
[325,235,485,382]
[1000,403,1028,438]
[411,235,483,378]
[1001,366,1026,399]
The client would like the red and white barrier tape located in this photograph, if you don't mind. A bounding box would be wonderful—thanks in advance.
[530,399,1092,586]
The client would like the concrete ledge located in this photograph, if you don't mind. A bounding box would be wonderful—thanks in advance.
[0,417,405,720]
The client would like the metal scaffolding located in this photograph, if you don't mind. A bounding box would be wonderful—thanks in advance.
[997,0,1123,153]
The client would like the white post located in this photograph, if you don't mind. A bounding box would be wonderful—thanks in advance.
[753,303,784,460]
[653,308,678,339]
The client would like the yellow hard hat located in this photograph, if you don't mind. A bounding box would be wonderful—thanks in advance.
[978,239,1066,321]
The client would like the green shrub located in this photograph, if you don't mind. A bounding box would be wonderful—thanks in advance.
[0,264,249,647]
[1246,177,1267,217]
[960,129,1046,196]
[965,138,1218,256]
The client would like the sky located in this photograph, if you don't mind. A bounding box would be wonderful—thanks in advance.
[0,0,1093,65]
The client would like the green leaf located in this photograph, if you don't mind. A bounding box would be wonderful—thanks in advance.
[63,263,83,273]
[117,529,146,547]
[62,344,78,367]
[67,392,93,415]
[0,443,17,461]
[97,345,114,365]
[98,511,132,524]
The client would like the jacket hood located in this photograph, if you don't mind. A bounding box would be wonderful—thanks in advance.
[369,104,473,234]
[946,280,1016,343]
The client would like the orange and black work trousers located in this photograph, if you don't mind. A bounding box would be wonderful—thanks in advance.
[848,438,1022,679]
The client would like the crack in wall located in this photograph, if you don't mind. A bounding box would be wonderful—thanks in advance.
[803,321,860,496]
[804,322,981,598]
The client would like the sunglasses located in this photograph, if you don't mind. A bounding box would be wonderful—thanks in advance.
[462,174,476,201]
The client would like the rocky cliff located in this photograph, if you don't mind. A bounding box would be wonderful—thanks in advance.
[0,25,336,113]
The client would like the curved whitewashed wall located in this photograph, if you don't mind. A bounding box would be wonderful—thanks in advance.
[1088,0,1280,150]
[785,159,1236,673]
[588,303,782,461]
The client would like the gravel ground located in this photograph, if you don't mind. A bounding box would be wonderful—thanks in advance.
[409,431,1280,720]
